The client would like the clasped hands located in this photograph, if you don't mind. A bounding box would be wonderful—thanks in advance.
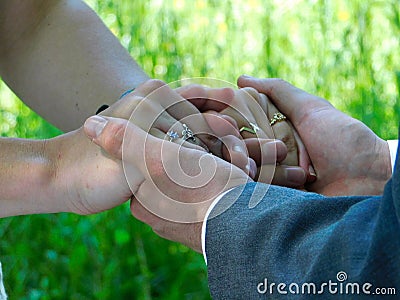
[65,76,390,252]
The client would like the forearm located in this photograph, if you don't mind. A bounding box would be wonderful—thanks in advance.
[0,137,62,217]
[0,126,128,217]
[0,0,149,132]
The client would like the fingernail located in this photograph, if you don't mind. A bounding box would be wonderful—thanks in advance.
[285,167,306,187]
[309,165,317,177]
[84,116,108,139]
[233,145,244,153]
[241,74,253,79]
[262,140,286,162]
[261,140,279,152]
[308,165,317,183]
[248,159,257,179]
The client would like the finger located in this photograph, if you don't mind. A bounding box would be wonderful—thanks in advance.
[84,115,171,177]
[271,165,307,188]
[222,89,270,140]
[293,129,317,183]
[244,139,287,166]
[133,79,169,98]
[84,115,125,159]
[239,88,270,135]
[220,135,257,178]
[176,85,235,112]
[150,128,207,152]
[102,79,170,119]
[266,99,298,166]
[237,76,332,127]
[130,82,223,156]
[202,111,241,138]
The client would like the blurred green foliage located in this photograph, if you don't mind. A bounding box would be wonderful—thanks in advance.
[0,0,399,299]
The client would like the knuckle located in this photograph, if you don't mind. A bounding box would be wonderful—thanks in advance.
[145,79,166,89]
[272,78,290,90]
[102,122,126,155]
[241,86,258,95]
[136,79,167,96]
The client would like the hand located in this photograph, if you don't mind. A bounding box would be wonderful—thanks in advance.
[238,76,392,196]
[176,85,309,188]
[58,79,254,215]
[84,116,252,252]
[103,80,257,177]
[45,79,224,215]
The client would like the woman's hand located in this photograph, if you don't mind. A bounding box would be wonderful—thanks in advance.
[102,80,257,178]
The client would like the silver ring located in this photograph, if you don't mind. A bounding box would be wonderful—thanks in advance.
[239,122,260,135]
[249,122,260,133]
[167,130,179,142]
[182,124,196,142]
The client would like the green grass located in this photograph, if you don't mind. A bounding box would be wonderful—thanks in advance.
[0,0,399,299]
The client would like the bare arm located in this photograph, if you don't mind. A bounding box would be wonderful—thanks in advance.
[0,0,149,131]
[0,137,59,217]
[0,125,132,218]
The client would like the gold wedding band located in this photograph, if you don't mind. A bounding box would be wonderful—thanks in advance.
[269,112,286,126]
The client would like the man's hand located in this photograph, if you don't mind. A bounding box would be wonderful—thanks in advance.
[84,116,252,252]
[238,76,392,196]
[176,84,309,187]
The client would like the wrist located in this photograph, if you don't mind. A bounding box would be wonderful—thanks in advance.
[48,127,130,215]
[379,138,392,179]
[46,128,100,214]
[368,138,393,194]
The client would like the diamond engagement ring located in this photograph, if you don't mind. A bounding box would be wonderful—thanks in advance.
[269,112,286,126]
[167,130,179,142]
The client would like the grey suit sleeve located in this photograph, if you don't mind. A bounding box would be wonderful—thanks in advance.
[206,142,400,299]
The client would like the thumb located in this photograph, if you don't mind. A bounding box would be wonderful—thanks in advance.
[83,115,197,183]
[237,75,330,127]
[84,115,127,159]
[84,115,151,176]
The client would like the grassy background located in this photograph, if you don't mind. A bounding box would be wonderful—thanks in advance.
[0,0,399,299]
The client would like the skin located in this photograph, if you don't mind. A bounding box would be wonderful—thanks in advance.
[0,79,290,217]
[176,85,311,187]
[0,1,255,217]
[0,0,149,131]
[0,0,150,217]
[87,77,392,252]
[84,115,257,252]
[238,76,392,196]
[0,0,304,217]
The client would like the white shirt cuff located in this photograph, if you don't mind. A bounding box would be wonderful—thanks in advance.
[388,140,398,173]
[0,262,7,300]
[201,188,234,265]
